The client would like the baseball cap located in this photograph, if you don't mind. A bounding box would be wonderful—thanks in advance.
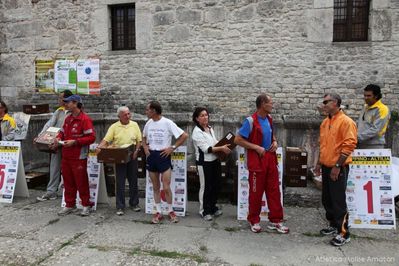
[63,95,83,104]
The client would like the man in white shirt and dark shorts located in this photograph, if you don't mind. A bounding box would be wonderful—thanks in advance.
[142,101,188,224]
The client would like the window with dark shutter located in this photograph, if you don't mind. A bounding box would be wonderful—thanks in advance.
[333,0,370,42]
[111,4,136,50]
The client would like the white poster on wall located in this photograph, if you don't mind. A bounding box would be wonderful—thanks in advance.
[0,141,29,203]
[237,147,283,220]
[145,146,187,217]
[54,60,77,93]
[347,149,396,229]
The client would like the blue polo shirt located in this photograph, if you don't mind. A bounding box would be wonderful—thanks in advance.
[238,115,272,149]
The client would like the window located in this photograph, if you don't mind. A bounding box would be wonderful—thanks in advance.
[110,4,135,50]
[333,0,370,42]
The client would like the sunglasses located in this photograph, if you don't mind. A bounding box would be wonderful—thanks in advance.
[322,100,334,105]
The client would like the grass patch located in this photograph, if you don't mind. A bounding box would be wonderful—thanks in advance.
[302,232,324,237]
[132,219,153,225]
[130,248,205,263]
[224,226,241,232]
[47,218,60,225]
[350,234,375,241]
[148,250,205,263]
[87,245,112,252]
[130,247,141,256]
[199,245,208,253]
[57,232,84,251]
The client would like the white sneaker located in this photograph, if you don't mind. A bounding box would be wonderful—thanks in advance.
[80,206,91,216]
[250,223,262,233]
[37,193,57,202]
[267,222,289,234]
[203,214,213,221]
[213,209,223,217]
[58,207,76,216]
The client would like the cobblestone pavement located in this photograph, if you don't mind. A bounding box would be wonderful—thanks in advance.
[0,190,398,266]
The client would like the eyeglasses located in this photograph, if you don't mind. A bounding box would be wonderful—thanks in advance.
[322,100,334,105]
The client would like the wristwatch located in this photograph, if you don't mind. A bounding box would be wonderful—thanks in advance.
[334,163,340,168]
[171,145,176,150]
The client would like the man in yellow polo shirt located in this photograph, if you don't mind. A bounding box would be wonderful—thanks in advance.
[97,106,142,215]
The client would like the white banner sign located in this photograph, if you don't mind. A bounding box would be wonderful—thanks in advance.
[347,149,396,229]
[0,141,29,203]
[145,146,187,216]
[237,147,283,220]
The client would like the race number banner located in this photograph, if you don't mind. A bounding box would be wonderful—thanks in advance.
[62,144,102,210]
[0,141,29,203]
[237,147,283,220]
[145,146,187,216]
[347,149,396,229]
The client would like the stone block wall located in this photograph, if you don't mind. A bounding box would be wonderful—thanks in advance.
[0,0,398,119]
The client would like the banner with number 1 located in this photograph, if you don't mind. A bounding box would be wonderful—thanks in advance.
[347,149,396,229]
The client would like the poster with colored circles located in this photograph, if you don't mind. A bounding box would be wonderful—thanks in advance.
[347,149,396,229]
[237,147,283,221]
[145,146,187,217]
[77,59,100,95]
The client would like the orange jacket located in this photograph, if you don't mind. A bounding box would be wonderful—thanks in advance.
[319,110,357,167]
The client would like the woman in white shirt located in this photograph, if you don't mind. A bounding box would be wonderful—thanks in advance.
[191,107,231,221]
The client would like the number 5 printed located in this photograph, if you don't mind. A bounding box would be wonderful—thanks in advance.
[0,164,5,190]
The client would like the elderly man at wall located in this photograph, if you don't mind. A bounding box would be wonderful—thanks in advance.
[315,93,357,246]
[357,84,390,149]
[0,101,16,141]
[36,89,73,201]
[234,94,289,234]
[52,95,96,217]
[142,101,188,224]
[96,106,142,216]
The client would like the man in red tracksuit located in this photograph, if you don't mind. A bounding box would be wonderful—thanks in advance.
[53,95,96,216]
[235,94,289,234]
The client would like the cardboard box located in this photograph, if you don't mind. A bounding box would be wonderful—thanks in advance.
[285,147,308,175]
[34,127,60,153]
[214,132,237,161]
[136,149,147,179]
[284,175,307,187]
[23,104,50,114]
[97,144,135,164]
[286,147,307,165]
[285,164,308,176]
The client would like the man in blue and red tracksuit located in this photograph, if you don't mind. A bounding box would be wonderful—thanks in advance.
[235,93,289,234]
[53,95,96,217]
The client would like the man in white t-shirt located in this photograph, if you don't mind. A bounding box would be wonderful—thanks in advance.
[142,101,188,224]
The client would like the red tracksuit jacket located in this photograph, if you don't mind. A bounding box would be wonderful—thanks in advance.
[57,111,96,160]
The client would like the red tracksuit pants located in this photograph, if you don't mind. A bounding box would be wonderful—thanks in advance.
[248,152,283,225]
[62,159,91,208]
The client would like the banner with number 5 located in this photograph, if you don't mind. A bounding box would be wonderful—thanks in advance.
[347,149,396,229]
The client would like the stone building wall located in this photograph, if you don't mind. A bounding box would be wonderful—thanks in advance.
[0,0,398,119]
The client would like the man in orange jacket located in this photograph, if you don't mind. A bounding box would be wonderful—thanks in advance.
[315,93,357,246]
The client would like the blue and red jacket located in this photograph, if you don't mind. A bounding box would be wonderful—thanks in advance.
[246,112,275,172]
[57,111,96,160]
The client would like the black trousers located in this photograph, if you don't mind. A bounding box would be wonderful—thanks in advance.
[321,165,350,237]
[115,159,139,209]
[197,160,221,216]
